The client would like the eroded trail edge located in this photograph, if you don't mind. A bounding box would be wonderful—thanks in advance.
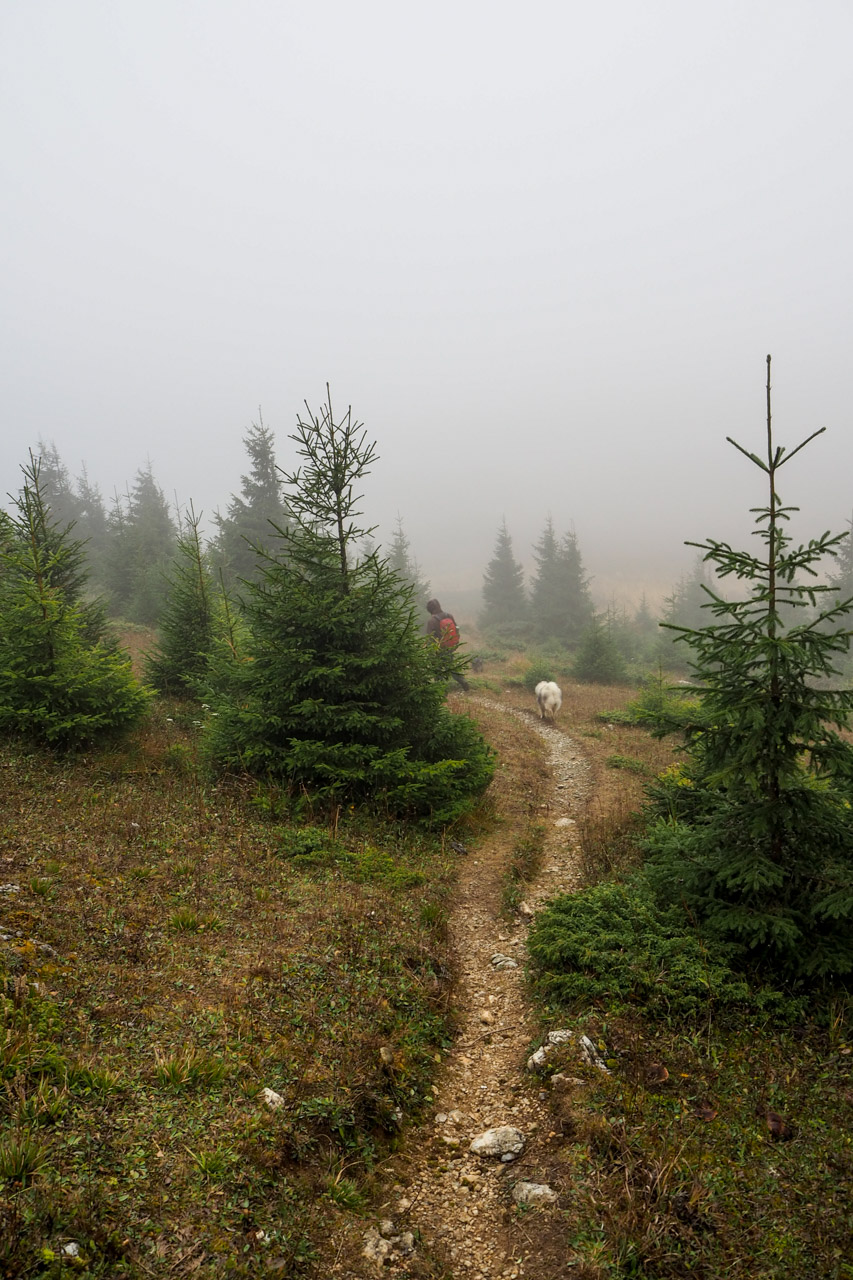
[334,698,593,1279]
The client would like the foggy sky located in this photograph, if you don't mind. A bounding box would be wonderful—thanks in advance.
[2,1,852,613]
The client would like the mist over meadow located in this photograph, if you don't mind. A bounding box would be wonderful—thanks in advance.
[3,1,852,614]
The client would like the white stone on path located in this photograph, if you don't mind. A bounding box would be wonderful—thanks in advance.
[512,1181,558,1208]
[469,1126,525,1161]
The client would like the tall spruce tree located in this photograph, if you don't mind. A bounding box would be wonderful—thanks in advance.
[206,389,493,821]
[643,356,853,976]
[529,517,563,641]
[479,520,528,635]
[74,464,110,589]
[35,440,81,530]
[104,464,177,625]
[556,529,594,645]
[213,416,288,588]
[0,456,147,745]
[9,450,108,646]
[529,520,593,645]
[145,505,217,698]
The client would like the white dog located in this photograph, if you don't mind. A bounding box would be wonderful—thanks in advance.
[535,680,562,722]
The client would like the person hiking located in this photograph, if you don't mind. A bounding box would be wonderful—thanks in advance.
[426,598,470,690]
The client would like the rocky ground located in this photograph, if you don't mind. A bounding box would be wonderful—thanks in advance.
[327,698,596,1279]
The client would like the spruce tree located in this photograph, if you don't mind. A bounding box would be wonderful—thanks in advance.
[104,464,177,625]
[74,464,110,588]
[573,611,628,684]
[479,520,528,636]
[145,505,217,698]
[8,451,108,646]
[529,520,594,645]
[529,517,563,641]
[644,356,853,976]
[206,389,493,822]
[386,514,431,613]
[213,416,288,587]
[0,456,147,746]
[556,529,594,645]
[35,440,81,530]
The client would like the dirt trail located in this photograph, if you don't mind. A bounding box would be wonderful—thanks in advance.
[331,698,593,1279]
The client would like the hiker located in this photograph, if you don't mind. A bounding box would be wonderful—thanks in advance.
[426,598,470,690]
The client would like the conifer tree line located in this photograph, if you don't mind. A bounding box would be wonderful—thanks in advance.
[0,399,493,823]
[477,514,660,677]
[9,400,853,693]
[9,429,729,659]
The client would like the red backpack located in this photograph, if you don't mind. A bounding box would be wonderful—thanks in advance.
[438,614,460,650]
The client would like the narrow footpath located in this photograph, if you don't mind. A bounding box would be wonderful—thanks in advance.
[329,696,594,1279]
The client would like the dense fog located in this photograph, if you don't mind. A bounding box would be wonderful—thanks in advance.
[2,2,852,616]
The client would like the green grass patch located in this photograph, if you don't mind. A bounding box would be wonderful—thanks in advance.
[0,713,464,1277]
[527,879,852,1278]
[605,753,651,776]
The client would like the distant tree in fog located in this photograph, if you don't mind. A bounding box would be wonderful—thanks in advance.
[479,519,528,635]
[73,464,110,585]
[104,463,177,625]
[146,504,217,698]
[529,517,562,639]
[35,440,80,529]
[212,416,288,588]
[573,610,628,684]
[386,514,431,613]
[827,512,853,603]
[558,529,594,644]
[660,556,711,637]
[529,518,593,645]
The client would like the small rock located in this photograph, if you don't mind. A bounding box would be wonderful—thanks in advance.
[491,953,519,970]
[379,1219,395,1238]
[261,1087,285,1109]
[379,1045,395,1066]
[479,1010,494,1025]
[551,1073,587,1089]
[62,1243,81,1259]
[547,1029,573,1046]
[579,1035,610,1072]
[448,1109,466,1125]
[396,1232,416,1256]
[554,817,576,827]
[527,1046,549,1070]
[518,901,535,917]
[435,1112,448,1124]
[512,1181,558,1208]
[470,1126,525,1161]
[396,1196,412,1214]
[362,1229,392,1265]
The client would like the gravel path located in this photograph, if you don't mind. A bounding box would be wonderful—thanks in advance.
[335,699,594,1279]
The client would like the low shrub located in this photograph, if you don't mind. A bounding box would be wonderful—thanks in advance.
[527,878,805,1023]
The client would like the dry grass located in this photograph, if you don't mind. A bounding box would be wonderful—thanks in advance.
[3,632,849,1280]
[462,661,853,1280]
[0,691,464,1276]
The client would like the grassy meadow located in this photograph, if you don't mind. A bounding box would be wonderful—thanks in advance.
[1,637,851,1279]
